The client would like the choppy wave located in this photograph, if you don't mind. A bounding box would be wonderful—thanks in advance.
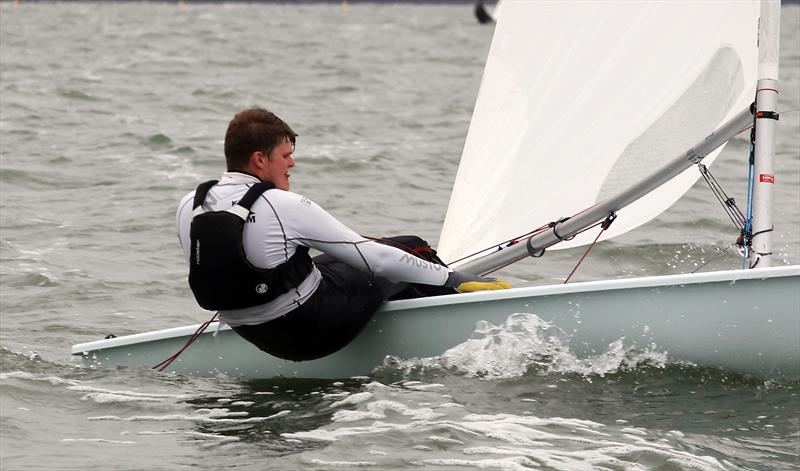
[2,358,795,470]
[278,381,735,471]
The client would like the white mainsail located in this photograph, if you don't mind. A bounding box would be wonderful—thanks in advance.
[438,0,761,263]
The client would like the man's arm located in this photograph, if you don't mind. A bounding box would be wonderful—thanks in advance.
[176,192,194,264]
[280,194,510,292]
[282,195,450,286]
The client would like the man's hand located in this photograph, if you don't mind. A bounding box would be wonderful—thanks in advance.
[445,271,512,293]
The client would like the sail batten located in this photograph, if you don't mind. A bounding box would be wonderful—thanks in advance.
[439,1,761,263]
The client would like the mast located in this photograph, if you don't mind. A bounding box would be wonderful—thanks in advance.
[454,107,755,276]
[750,0,781,268]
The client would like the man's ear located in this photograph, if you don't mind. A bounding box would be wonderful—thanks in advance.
[250,151,266,170]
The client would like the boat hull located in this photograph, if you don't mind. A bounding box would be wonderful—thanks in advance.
[72,266,800,380]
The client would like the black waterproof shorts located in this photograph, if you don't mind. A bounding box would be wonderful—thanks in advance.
[231,254,385,362]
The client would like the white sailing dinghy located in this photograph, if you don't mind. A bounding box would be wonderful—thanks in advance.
[72,0,799,380]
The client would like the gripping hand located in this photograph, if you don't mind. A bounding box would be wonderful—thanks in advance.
[445,271,512,293]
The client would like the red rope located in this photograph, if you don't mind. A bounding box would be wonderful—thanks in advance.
[563,214,616,284]
[364,236,430,256]
[152,312,219,372]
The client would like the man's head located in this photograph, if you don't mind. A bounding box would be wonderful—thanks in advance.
[224,108,297,189]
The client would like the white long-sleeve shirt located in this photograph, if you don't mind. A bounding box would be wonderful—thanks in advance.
[177,172,450,326]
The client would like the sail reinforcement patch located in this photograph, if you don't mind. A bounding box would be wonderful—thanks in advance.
[597,47,744,202]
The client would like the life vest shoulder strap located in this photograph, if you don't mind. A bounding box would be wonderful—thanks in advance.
[237,181,276,210]
[193,180,219,211]
[192,180,276,219]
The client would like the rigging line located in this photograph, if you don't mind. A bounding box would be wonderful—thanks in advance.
[729,108,796,138]
[698,166,730,222]
[563,214,616,284]
[697,164,745,230]
[483,216,613,276]
[453,185,636,268]
[742,100,759,268]
[451,205,612,267]
[751,227,774,238]
[749,255,761,269]
[447,224,551,266]
[691,244,736,273]
[479,253,528,276]
[153,312,219,372]
[481,220,605,276]
[743,162,756,250]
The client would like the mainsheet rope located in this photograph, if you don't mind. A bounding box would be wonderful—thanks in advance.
[152,312,219,372]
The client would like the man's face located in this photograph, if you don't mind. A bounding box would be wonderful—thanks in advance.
[260,138,295,190]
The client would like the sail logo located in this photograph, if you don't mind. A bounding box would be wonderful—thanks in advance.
[759,174,775,184]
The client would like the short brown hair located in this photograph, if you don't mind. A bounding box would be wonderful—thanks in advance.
[224,108,297,171]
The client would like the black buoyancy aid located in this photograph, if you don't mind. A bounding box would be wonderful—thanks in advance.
[188,180,313,311]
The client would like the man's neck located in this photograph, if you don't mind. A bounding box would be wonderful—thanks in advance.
[227,169,262,181]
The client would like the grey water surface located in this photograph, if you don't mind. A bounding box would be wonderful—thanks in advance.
[1,2,799,470]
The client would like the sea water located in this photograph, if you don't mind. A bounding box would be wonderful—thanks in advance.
[1,2,798,470]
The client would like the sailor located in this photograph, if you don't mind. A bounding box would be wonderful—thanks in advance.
[176,108,510,361]
[474,0,494,24]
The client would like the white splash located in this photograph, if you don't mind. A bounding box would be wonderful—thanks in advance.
[330,391,373,408]
[61,438,137,445]
[387,313,668,379]
[88,407,290,424]
[331,400,446,424]
[68,384,191,404]
[308,459,377,467]
[403,382,445,391]
[80,393,166,404]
